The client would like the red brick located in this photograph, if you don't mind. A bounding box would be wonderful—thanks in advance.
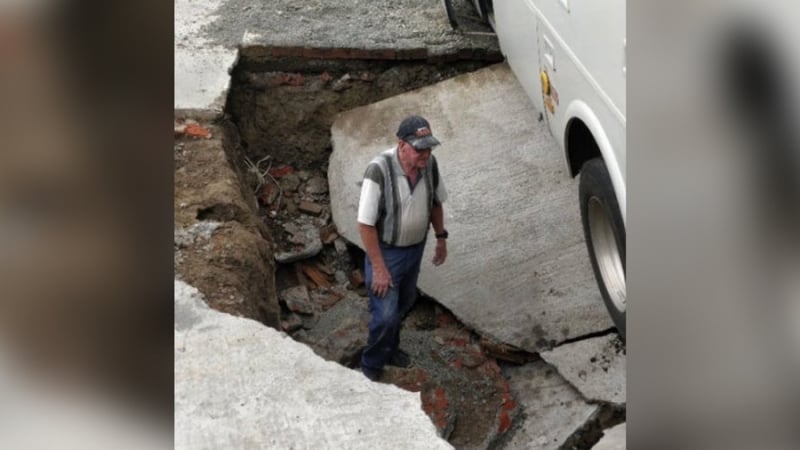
[349,48,371,59]
[327,48,352,59]
[396,48,428,60]
[302,47,326,59]
[498,410,512,434]
[185,124,211,139]
[268,166,295,178]
[270,46,303,58]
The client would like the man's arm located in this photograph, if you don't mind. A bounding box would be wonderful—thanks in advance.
[359,223,392,298]
[430,202,447,266]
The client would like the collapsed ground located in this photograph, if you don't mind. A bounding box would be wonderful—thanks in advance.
[174,54,623,449]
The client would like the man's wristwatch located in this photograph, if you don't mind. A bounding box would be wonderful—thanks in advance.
[435,230,449,240]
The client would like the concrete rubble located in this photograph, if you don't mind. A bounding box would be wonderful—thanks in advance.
[504,361,599,449]
[592,423,626,450]
[328,63,614,353]
[175,279,453,450]
[540,335,626,405]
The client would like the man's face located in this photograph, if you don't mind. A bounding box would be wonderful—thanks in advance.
[400,141,432,169]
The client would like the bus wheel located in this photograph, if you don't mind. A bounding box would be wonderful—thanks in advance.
[579,157,626,339]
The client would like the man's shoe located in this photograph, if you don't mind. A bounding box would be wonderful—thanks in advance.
[362,367,382,381]
[387,349,413,368]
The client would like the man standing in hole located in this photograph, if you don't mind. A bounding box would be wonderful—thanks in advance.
[357,115,449,381]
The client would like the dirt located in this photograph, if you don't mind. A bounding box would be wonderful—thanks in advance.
[226,59,488,169]
[174,121,280,327]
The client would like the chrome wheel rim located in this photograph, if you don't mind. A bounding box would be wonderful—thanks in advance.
[588,197,626,312]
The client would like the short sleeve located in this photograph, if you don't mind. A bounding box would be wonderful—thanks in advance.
[357,163,383,226]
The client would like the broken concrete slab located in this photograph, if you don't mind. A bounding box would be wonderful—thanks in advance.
[175,280,452,449]
[540,334,626,405]
[174,0,238,113]
[329,63,614,353]
[503,361,599,449]
[592,423,626,450]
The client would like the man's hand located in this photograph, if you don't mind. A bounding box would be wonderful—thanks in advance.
[371,263,393,298]
[432,239,447,266]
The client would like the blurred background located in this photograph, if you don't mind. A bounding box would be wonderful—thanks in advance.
[0,0,172,448]
[0,0,798,448]
[629,0,800,448]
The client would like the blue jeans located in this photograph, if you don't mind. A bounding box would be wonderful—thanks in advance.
[361,240,426,373]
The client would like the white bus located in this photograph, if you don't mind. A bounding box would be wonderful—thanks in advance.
[450,0,627,337]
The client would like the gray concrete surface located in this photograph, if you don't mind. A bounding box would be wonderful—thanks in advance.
[329,63,613,352]
[175,279,452,450]
[504,361,599,449]
[175,0,238,113]
[591,423,626,450]
[540,335,626,405]
[175,0,496,113]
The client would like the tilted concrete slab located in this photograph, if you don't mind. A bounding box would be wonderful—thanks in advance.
[504,361,599,449]
[592,423,626,450]
[175,280,452,450]
[329,63,613,352]
[540,334,626,405]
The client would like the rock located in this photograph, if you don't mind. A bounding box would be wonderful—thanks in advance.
[280,285,314,314]
[461,348,488,369]
[332,73,353,92]
[298,201,324,216]
[310,288,346,311]
[295,170,312,181]
[333,237,349,255]
[334,270,348,285]
[540,334,626,405]
[284,199,298,216]
[279,173,301,192]
[174,221,222,248]
[275,223,323,263]
[314,318,368,366]
[349,269,365,288]
[320,224,339,244]
[305,176,329,195]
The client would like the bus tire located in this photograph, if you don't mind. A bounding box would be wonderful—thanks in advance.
[579,157,626,339]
